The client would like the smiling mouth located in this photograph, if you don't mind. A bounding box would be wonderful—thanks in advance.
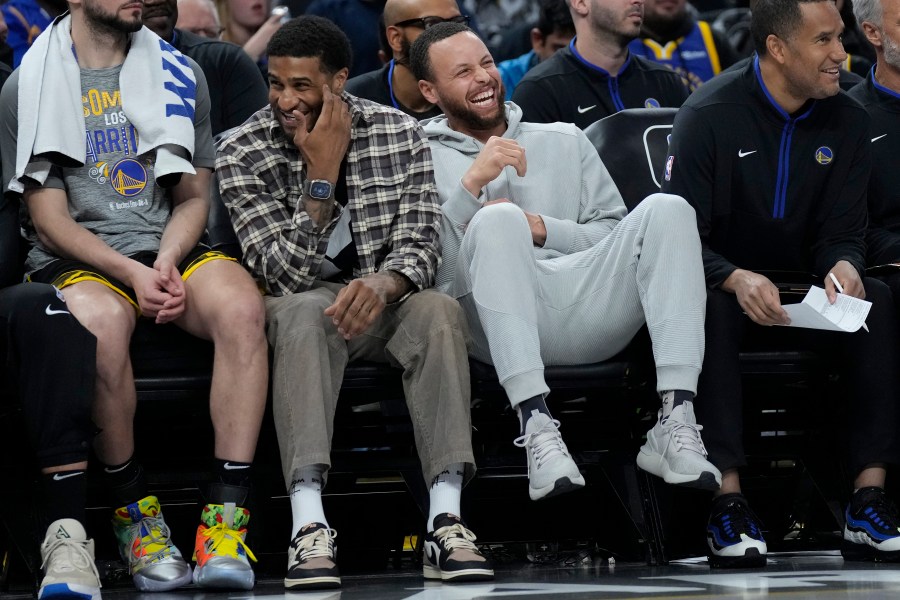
[470,89,495,107]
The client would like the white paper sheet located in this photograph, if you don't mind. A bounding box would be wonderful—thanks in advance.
[781,286,871,333]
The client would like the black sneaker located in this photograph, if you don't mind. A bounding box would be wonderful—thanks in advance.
[423,514,494,582]
[283,522,340,589]
[842,487,900,562]
[706,493,767,568]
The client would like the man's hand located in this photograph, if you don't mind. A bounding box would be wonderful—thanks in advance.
[825,260,865,303]
[127,263,178,322]
[461,137,526,197]
[722,268,790,326]
[152,256,186,324]
[323,277,390,339]
[292,85,351,184]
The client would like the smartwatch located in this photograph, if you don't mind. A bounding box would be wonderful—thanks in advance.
[303,178,335,201]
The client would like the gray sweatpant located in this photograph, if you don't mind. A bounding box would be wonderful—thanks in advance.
[448,194,706,405]
[264,283,475,490]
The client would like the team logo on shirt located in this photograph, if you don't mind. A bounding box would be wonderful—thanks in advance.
[665,155,674,181]
[815,146,833,165]
[645,98,661,108]
[110,159,148,197]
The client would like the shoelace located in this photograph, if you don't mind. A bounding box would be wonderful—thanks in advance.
[290,528,337,565]
[432,523,480,554]
[514,418,569,468]
[661,418,709,457]
[856,490,900,530]
[716,500,763,539]
[126,516,176,566]
[42,537,101,583]
[200,522,257,563]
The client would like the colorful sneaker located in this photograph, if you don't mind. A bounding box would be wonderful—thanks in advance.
[38,519,101,600]
[513,411,585,500]
[193,503,257,589]
[706,493,767,568]
[637,401,722,490]
[423,513,494,582]
[842,487,900,562]
[112,495,192,591]
[284,522,340,589]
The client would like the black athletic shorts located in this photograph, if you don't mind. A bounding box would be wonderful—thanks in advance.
[28,247,236,315]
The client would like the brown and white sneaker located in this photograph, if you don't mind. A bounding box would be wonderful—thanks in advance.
[283,522,340,589]
[423,514,494,582]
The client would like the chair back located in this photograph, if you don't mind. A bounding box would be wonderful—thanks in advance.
[583,108,677,212]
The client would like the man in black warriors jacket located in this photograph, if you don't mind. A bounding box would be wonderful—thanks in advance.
[511,0,690,128]
[849,0,900,309]
[664,0,900,569]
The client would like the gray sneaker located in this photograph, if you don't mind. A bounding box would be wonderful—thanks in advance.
[636,400,722,490]
[514,411,586,501]
[39,519,101,600]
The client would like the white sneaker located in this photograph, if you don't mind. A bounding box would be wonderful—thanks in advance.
[513,411,585,500]
[636,400,721,490]
[39,519,102,600]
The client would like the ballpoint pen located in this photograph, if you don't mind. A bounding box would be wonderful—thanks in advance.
[829,272,869,332]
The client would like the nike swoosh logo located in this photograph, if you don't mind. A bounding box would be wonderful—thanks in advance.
[872,134,888,142]
[53,472,84,481]
[738,150,757,158]
[45,305,71,316]
[577,105,596,114]
[426,543,439,566]
[223,462,250,470]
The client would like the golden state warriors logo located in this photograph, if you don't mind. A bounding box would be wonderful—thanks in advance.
[645,98,661,108]
[110,159,147,196]
[815,146,833,165]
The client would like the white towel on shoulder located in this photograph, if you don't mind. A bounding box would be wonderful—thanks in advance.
[11,13,197,193]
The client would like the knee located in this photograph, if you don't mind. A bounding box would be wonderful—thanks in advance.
[640,193,697,225]
[466,202,529,239]
[215,290,266,341]
[65,290,133,350]
[405,291,467,331]
[267,293,334,339]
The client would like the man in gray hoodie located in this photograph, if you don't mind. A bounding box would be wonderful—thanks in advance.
[411,22,718,501]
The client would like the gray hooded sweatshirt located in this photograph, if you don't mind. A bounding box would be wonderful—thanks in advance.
[422,102,628,293]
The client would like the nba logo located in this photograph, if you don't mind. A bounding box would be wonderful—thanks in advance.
[664,155,674,181]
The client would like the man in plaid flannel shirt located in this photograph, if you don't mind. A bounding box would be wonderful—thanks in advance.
[216,15,493,590]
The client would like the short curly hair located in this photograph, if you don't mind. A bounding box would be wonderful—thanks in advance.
[266,15,353,75]
[410,21,472,82]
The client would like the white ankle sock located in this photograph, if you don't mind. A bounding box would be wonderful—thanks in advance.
[428,463,464,532]
[289,464,328,538]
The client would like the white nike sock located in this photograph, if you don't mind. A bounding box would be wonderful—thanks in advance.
[428,463,464,532]
[289,464,328,538]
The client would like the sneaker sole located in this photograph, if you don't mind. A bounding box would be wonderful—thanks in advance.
[284,575,342,589]
[530,474,586,501]
[841,538,900,562]
[423,564,495,582]
[636,449,721,491]
[193,565,255,590]
[39,583,101,600]
[708,548,767,569]
[133,566,193,592]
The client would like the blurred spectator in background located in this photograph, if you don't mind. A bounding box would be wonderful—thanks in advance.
[144,0,269,134]
[2,0,65,67]
[0,10,10,68]
[218,0,287,65]
[461,0,539,49]
[498,0,573,99]
[628,0,739,91]
[346,0,468,118]
[177,0,224,37]
[838,0,874,76]
[305,0,386,76]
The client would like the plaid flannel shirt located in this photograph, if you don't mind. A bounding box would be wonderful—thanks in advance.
[215,93,442,297]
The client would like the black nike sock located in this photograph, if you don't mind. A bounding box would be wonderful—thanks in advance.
[206,458,253,507]
[516,395,552,435]
[39,469,87,531]
[101,457,147,506]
